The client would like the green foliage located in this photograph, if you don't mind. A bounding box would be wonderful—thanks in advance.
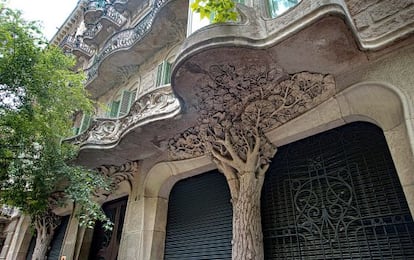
[0,3,110,229]
[191,0,238,23]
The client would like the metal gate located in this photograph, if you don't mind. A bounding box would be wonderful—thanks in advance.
[261,122,414,259]
[164,170,232,259]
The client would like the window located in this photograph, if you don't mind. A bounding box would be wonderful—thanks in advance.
[107,100,120,118]
[156,60,172,87]
[106,89,137,118]
[118,89,136,117]
[268,0,299,18]
[78,113,92,134]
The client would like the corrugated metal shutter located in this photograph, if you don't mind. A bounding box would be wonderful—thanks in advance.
[261,122,414,259]
[47,216,69,259]
[164,170,232,260]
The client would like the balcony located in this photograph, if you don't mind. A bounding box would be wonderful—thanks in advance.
[84,0,107,24]
[83,23,103,45]
[101,5,127,28]
[66,85,184,168]
[111,0,128,12]
[83,0,188,98]
[60,35,94,58]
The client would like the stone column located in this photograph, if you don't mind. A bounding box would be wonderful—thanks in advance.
[4,215,31,260]
[60,210,81,260]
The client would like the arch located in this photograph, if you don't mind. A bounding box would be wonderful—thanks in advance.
[266,81,414,216]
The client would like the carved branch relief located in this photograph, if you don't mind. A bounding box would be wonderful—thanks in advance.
[67,86,180,148]
[168,64,335,260]
[169,65,335,161]
[97,161,138,192]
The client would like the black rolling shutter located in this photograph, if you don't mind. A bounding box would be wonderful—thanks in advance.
[164,170,232,260]
[47,216,69,259]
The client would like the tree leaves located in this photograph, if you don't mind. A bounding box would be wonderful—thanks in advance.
[191,0,238,23]
[0,3,109,231]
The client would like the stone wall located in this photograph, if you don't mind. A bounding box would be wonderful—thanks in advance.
[346,0,414,41]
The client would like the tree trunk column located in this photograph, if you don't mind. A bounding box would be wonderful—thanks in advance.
[232,172,264,260]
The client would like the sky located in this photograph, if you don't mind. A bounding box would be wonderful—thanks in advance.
[7,0,79,40]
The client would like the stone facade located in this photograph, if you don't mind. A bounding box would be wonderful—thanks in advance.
[7,0,414,259]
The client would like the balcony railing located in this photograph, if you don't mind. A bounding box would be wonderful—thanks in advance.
[83,23,103,40]
[61,35,95,57]
[84,0,169,83]
[84,0,107,23]
[103,5,127,27]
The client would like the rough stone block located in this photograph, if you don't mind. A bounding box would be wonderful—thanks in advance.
[368,0,412,22]
[346,0,380,15]
[353,12,371,31]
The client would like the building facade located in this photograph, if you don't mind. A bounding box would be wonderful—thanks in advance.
[2,0,414,259]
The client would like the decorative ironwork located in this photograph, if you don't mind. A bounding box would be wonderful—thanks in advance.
[261,122,414,259]
[84,0,170,83]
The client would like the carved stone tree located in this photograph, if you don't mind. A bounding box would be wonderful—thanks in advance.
[169,64,335,259]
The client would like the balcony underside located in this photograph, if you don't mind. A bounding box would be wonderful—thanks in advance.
[72,1,413,168]
[85,0,188,98]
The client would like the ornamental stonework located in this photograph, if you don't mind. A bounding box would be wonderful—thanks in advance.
[169,64,335,160]
[67,86,180,148]
[97,161,138,193]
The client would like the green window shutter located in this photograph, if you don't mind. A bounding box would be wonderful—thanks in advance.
[118,90,133,117]
[156,63,163,87]
[79,113,92,133]
[156,61,172,86]
[72,127,80,135]
[235,0,244,4]
[108,100,120,118]
[163,61,172,85]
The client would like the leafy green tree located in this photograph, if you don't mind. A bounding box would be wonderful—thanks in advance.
[191,0,238,23]
[0,3,110,260]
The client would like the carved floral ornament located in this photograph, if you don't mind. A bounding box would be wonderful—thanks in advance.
[67,86,180,148]
[97,161,138,192]
[168,64,336,161]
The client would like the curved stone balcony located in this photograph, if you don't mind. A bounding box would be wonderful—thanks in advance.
[67,85,188,167]
[84,0,106,24]
[101,5,127,28]
[111,0,128,12]
[83,0,187,98]
[83,23,103,45]
[60,35,94,58]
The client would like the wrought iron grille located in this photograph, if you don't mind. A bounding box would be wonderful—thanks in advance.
[261,122,414,259]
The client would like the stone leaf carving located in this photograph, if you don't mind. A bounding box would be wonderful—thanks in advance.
[169,64,335,160]
[97,161,138,193]
[67,86,181,148]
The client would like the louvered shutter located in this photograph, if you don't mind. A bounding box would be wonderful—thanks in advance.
[156,61,172,87]
[118,90,133,117]
[162,61,172,85]
[156,62,163,87]
[164,170,232,259]
[108,100,120,118]
[79,113,92,133]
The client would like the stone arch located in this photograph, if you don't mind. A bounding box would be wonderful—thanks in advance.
[266,81,414,216]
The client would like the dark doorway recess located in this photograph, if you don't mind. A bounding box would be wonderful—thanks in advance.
[89,196,127,260]
[261,122,414,259]
[164,170,232,260]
